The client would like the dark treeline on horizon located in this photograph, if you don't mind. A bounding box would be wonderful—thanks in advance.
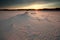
[0,8,60,11]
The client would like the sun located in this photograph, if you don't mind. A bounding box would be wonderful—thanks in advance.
[30,4,42,9]
[21,4,44,9]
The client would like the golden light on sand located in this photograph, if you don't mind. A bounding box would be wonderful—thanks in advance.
[28,11,40,18]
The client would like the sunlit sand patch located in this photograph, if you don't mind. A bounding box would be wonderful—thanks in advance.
[28,11,49,20]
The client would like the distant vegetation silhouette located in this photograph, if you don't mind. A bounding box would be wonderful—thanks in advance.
[0,8,60,11]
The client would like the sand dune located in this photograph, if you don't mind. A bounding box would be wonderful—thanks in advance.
[0,11,60,40]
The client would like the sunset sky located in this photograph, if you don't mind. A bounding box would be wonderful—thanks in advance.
[0,0,60,9]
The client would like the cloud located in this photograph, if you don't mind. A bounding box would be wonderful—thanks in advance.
[0,0,60,8]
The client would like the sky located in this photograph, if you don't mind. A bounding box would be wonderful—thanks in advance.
[0,0,60,9]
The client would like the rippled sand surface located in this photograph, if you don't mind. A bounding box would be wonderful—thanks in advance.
[0,11,60,40]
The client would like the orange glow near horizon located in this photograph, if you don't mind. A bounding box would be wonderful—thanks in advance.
[21,4,44,9]
[7,4,45,9]
[3,3,56,9]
